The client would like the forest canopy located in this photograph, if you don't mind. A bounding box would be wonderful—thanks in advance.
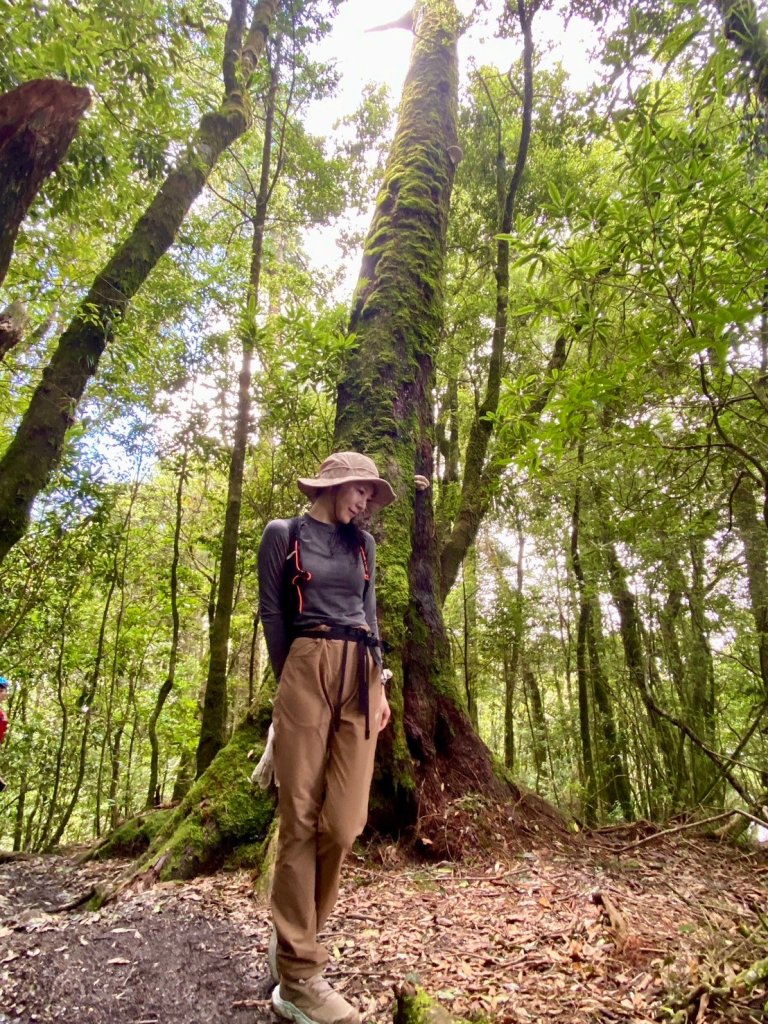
[0,0,767,854]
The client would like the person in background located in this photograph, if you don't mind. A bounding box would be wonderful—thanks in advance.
[0,677,9,791]
[257,452,397,1024]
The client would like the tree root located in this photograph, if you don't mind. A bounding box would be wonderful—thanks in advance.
[89,706,275,907]
[675,957,768,1018]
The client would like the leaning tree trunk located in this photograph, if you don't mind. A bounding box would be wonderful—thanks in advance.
[0,78,90,289]
[334,0,506,831]
[0,0,280,566]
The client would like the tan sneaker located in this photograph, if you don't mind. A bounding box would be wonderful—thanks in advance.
[272,976,360,1024]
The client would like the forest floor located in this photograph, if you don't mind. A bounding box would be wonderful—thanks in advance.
[1,807,766,1024]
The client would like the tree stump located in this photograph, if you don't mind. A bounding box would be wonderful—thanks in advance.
[0,78,90,287]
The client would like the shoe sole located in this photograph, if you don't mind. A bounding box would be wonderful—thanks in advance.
[271,985,359,1024]
[271,985,318,1024]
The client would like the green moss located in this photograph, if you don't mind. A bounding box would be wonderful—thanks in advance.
[132,710,276,882]
[400,988,434,1022]
[394,981,470,1024]
[93,808,175,861]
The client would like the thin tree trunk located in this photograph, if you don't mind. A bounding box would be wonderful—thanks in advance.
[147,446,187,805]
[13,780,28,852]
[570,471,598,822]
[196,56,279,775]
[503,649,516,770]
[461,546,479,729]
[686,536,719,803]
[438,0,537,599]
[732,473,768,697]
[505,525,526,771]
[47,569,116,849]
[248,610,261,707]
[38,596,72,847]
[595,509,680,792]
[108,723,124,832]
[0,0,280,565]
[587,602,634,819]
[522,662,548,784]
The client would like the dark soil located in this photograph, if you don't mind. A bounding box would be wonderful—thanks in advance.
[0,855,275,1024]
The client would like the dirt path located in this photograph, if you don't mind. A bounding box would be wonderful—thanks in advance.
[1,828,766,1023]
[0,855,274,1024]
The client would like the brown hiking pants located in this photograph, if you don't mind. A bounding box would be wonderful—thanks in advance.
[271,634,381,981]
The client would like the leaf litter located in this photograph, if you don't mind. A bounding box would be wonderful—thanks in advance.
[0,813,766,1024]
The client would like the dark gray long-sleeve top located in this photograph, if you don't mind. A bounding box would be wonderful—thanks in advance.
[257,513,380,680]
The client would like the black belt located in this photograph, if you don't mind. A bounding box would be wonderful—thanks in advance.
[291,625,380,739]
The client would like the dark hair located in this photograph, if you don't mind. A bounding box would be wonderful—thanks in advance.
[332,520,365,557]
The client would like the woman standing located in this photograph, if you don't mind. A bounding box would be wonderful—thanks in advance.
[257,451,396,1024]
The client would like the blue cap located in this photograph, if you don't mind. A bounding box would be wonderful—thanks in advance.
[0,677,8,689]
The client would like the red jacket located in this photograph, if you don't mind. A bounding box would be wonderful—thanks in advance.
[0,707,7,744]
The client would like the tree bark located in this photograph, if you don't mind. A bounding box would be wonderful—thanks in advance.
[0,0,280,566]
[334,0,507,826]
[0,79,90,288]
[147,447,187,806]
[732,473,768,697]
[0,301,29,360]
[570,475,598,823]
[461,546,479,729]
[196,56,279,775]
[438,0,536,600]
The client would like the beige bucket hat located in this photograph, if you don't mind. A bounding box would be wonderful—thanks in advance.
[297,451,397,508]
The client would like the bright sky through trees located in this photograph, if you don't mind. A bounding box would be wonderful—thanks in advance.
[303,0,599,291]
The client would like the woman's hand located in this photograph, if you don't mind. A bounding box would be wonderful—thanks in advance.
[414,474,430,491]
[379,687,391,731]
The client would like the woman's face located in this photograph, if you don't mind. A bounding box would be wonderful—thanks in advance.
[334,482,375,524]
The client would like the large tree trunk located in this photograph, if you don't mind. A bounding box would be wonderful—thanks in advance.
[98,705,275,894]
[0,79,90,289]
[334,0,506,830]
[0,0,280,566]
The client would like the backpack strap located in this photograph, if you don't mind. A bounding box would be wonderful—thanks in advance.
[280,517,311,630]
[359,536,371,601]
[281,517,371,629]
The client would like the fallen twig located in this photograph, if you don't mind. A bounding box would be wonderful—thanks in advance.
[617,812,736,852]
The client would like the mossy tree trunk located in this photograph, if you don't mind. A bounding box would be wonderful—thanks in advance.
[334,0,506,828]
[0,0,280,566]
[102,703,276,889]
[732,473,768,698]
